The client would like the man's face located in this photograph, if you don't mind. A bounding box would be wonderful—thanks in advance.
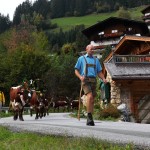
[86,45,94,55]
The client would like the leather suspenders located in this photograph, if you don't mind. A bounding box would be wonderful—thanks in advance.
[83,55,96,77]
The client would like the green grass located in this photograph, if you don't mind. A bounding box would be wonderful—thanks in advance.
[51,6,145,32]
[0,126,135,150]
[0,111,13,118]
[51,12,118,32]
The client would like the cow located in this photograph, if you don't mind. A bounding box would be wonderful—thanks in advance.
[50,100,69,112]
[9,85,31,121]
[29,90,47,119]
[70,100,79,111]
[49,96,70,112]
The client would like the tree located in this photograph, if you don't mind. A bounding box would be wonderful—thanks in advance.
[117,7,131,19]
[32,0,51,19]
[3,21,36,53]
[0,14,11,34]
[51,0,65,18]
[13,0,33,25]
[61,43,74,54]
[44,52,79,98]
[32,31,49,52]
[100,46,112,65]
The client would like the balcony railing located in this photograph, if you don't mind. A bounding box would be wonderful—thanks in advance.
[113,55,150,63]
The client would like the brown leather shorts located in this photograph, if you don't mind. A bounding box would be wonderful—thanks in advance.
[82,78,97,96]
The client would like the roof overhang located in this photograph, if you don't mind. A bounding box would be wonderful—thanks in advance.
[114,35,150,54]
[104,62,150,80]
[82,17,149,39]
[104,35,150,62]
[141,5,150,14]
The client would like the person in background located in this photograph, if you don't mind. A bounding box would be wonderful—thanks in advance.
[74,44,107,126]
[0,91,5,111]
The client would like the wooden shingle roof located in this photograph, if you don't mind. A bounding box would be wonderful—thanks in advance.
[82,17,149,39]
[104,35,150,80]
[104,62,150,80]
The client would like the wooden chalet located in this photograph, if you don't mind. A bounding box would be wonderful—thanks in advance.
[82,17,149,50]
[141,5,150,30]
[104,35,150,124]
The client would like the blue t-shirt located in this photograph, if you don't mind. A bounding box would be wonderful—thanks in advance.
[74,54,102,77]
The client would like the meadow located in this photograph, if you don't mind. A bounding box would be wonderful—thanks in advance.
[51,6,144,31]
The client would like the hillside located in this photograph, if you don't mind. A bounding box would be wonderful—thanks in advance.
[51,6,145,31]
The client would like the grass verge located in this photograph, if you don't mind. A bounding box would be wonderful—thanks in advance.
[0,126,135,150]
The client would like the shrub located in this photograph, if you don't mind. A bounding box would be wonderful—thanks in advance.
[98,104,120,119]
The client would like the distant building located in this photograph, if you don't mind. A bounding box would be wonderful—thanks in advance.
[82,17,149,50]
[81,17,149,58]
[141,5,150,31]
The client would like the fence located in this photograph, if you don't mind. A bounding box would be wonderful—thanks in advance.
[1,107,30,114]
[114,55,150,63]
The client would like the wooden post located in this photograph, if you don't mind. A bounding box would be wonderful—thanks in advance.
[77,84,82,121]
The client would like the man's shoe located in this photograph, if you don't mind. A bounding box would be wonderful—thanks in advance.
[86,120,95,126]
[86,113,95,126]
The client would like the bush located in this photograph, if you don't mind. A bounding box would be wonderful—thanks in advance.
[98,104,120,119]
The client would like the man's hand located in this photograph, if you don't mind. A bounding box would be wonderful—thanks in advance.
[80,76,85,82]
[103,78,107,84]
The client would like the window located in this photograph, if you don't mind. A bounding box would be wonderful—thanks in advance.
[98,31,104,35]
[128,27,132,31]
[112,30,118,33]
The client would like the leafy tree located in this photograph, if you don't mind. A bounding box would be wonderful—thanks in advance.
[2,20,49,54]
[2,22,36,53]
[117,7,131,19]
[61,43,75,54]
[74,25,89,53]
[0,49,51,103]
[100,46,112,65]
[32,31,49,52]
[44,52,79,98]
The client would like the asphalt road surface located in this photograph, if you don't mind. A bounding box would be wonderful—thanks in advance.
[0,113,150,149]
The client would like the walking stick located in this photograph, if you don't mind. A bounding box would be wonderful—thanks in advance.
[77,84,82,121]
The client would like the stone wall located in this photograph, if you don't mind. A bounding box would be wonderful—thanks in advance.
[106,72,121,106]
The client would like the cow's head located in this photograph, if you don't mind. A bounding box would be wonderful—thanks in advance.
[21,89,32,104]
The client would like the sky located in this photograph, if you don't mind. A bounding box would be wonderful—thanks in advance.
[0,0,36,21]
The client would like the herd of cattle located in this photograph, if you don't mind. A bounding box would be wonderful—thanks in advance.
[9,85,87,121]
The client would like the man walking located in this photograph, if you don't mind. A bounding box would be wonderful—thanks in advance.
[75,44,107,126]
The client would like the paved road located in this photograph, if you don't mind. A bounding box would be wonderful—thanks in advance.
[0,113,150,149]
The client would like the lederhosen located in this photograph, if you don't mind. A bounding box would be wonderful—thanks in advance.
[82,56,97,95]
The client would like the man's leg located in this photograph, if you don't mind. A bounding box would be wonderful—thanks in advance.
[86,92,94,113]
[82,81,96,126]
[86,92,95,126]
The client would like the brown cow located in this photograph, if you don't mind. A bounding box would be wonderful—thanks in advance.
[51,100,69,112]
[9,85,31,121]
[29,90,46,119]
[70,100,79,111]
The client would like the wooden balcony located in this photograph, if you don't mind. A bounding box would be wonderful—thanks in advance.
[113,55,150,64]
[103,32,124,38]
